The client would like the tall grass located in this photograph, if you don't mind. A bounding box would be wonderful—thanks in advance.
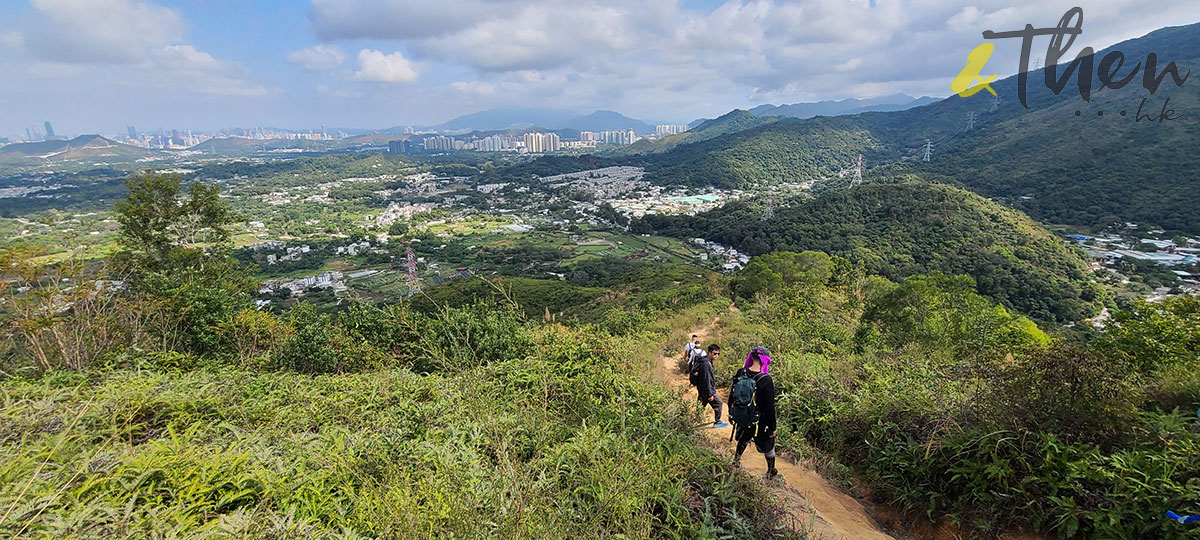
[0,313,800,539]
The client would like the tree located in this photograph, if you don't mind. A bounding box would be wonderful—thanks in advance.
[1092,296,1200,373]
[733,251,837,298]
[111,172,256,354]
[113,173,235,264]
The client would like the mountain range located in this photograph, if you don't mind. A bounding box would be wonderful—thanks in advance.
[629,21,1200,234]
[421,108,655,133]
[0,135,153,164]
[418,95,938,134]
[747,94,940,118]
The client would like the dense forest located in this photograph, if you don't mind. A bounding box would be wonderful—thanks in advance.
[635,179,1099,323]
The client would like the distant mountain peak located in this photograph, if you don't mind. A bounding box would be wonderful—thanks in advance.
[430,107,653,133]
[748,95,934,119]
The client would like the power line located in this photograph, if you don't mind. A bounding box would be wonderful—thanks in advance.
[405,247,420,292]
[849,154,864,187]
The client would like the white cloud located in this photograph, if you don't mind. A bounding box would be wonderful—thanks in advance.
[288,44,345,71]
[0,31,25,50]
[305,0,1200,118]
[354,49,419,83]
[309,0,517,41]
[451,81,496,95]
[317,84,363,98]
[4,0,269,101]
[24,0,184,63]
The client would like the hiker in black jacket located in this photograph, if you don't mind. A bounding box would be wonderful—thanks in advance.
[728,346,778,478]
[694,344,729,428]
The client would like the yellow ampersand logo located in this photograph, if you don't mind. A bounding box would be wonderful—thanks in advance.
[951,43,998,97]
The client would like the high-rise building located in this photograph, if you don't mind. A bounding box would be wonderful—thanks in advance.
[422,135,456,151]
[43,121,55,140]
[597,129,638,145]
[388,140,409,154]
[127,126,138,140]
[475,134,515,152]
[655,124,688,136]
[522,132,560,153]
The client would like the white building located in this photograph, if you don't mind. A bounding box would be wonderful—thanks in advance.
[523,132,560,153]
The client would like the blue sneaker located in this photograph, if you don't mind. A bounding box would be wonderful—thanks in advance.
[713,421,730,428]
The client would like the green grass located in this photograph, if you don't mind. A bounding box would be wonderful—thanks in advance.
[0,324,800,540]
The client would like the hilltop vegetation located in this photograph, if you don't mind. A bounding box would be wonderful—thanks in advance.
[636,179,1099,323]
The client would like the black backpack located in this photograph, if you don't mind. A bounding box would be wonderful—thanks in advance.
[688,355,703,386]
[729,370,760,426]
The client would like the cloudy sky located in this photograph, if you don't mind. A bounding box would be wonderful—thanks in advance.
[1,0,1198,138]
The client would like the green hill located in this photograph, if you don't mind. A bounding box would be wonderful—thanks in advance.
[632,22,1200,233]
[635,179,1099,323]
[188,137,335,154]
[0,135,155,164]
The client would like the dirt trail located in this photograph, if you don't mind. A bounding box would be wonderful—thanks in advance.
[660,319,897,540]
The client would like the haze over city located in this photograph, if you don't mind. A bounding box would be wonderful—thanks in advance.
[3,0,1200,137]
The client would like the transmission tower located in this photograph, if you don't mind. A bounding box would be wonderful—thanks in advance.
[405,247,420,291]
[849,155,864,187]
[761,196,774,221]
[1034,57,1043,70]
[991,94,1000,112]
[922,139,933,162]
[966,112,976,131]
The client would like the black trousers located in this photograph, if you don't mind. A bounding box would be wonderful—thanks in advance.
[699,394,723,422]
[734,423,776,458]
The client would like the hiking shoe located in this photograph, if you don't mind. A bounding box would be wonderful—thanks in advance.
[732,457,741,468]
[713,421,729,428]
[766,468,779,479]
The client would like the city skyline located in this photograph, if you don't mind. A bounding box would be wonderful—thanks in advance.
[1,0,1199,139]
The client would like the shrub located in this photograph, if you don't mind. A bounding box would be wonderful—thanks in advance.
[275,302,339,374]
[973,345,1141,444]
[414,302,533,372]
[215,308,292,362]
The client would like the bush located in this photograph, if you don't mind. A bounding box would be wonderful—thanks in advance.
[973,345,1141,444]
[414,302,533,372]
[275,302,339,373]
[1092,296,1200,374]
[215,308,292,362]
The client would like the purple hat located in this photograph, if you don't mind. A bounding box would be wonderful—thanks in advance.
[744,346,771,374]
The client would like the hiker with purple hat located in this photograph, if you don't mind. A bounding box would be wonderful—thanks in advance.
[727,346,778,478]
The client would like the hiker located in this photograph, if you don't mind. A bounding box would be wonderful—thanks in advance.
[683,334,699,363]
[728,346,778,478]
[690,343,728,428]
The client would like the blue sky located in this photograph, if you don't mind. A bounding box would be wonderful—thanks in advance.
[1,0,1198,139]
